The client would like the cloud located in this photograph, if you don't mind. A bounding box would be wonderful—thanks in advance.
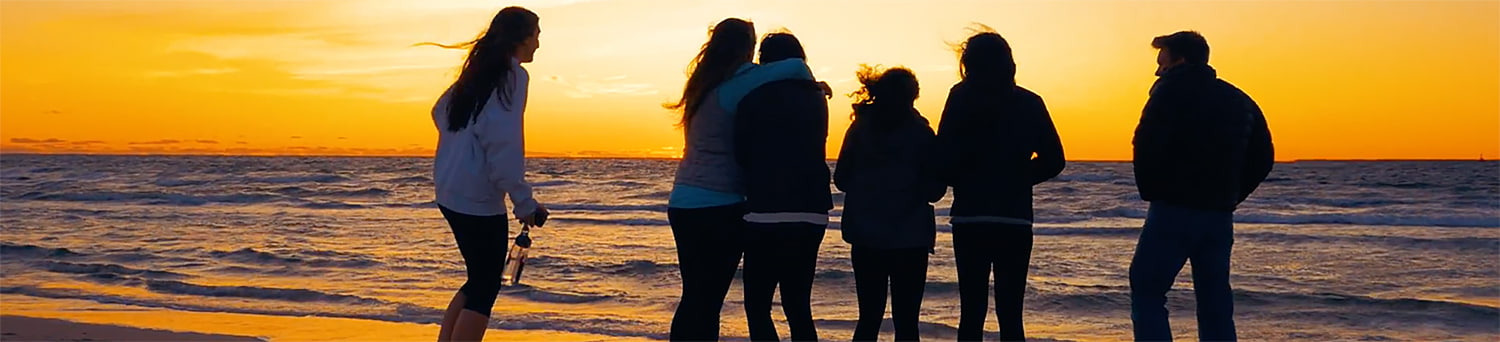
[129,139,182,145]
[158,30,452,104]
[71,140,106,145]
[235,141,250,145]
[195,140,219,144]
[547,75,659,99]
[567,83,659,98]
[44,110,63,114]
[294,64,449,76]
[290,136,303,139]
[337,137,348,140]
[10,138,66,144]
[0,142,448,157]
[0,145,47,154]
[146,51,411,102]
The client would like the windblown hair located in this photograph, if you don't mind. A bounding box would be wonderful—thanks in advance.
[850,64,919,123]
[955,24,1016,88]
[665,18,756,128]
[418,7,538,132]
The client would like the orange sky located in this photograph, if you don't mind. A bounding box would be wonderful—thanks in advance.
[2,0,1496,160]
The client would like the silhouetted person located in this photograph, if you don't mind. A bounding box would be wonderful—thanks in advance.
[427,6,548,342]
[734,31,834,342]
[664,18,820,342]
[1129,31,1274,342]
[834,65,944,342]
[935,30,1065,342]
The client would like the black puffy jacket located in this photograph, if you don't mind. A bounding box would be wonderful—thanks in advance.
[835,108,945,249]
[1133,63,1275,211]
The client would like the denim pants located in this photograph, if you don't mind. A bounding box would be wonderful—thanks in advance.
[1129,202,1237,342]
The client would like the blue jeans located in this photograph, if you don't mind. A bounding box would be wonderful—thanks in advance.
[1129,202,1237,342]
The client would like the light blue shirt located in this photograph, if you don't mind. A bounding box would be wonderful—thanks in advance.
[668,184,746,209]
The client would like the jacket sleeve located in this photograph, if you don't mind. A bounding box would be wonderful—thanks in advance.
[1132,83,1181,196]
[833,122,860,193]
[1029,96,1066,185]
[475,70,538,218]
[918,125,948,202]
[1238,96,1275,203]
[934,85,965,187]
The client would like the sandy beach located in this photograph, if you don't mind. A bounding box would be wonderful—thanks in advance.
[1,316,261,342]
[1,294,653,342]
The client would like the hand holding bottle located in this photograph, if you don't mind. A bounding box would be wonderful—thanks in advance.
[520,203,549,227]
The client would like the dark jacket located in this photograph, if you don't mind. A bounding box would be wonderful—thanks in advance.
[1133,63,1274,211]
[735,79,834,216]
[935,82,1066,222]
[834,107,945,249]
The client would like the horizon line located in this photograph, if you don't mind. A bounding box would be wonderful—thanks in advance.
[0,152,1493,163]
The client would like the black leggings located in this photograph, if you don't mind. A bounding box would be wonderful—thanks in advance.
[952,223,1033,342]
[851,246,929,342]
[439,205,509,317]
[667,203,747,342]
[742,223,825,341]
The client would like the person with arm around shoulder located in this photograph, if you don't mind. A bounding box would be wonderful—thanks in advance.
[734,31,832,342]
[661,18,757,342]
[663,19,831,341]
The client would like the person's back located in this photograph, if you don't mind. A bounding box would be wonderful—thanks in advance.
[836,107,943,248]
[674,58,818,202]
[1133,63,1272,211]
[939,82,1065,222]
[736,78,834,216]
[734,75,832,342]
[831,65,943,342]
[935,31,1064,342]
[1129,31,1274,342]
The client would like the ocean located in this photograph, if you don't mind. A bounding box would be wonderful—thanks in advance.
[1,155,1496,341]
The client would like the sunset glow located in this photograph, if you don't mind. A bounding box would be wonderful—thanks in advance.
[2,0,1496,160]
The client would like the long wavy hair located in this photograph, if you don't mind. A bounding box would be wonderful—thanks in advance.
[664,18,756,128]
[419,7,539,132]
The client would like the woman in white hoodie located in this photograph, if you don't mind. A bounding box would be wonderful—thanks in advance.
[427,6,547,342]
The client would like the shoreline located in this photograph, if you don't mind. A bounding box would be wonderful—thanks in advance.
[2,152,1494,163]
